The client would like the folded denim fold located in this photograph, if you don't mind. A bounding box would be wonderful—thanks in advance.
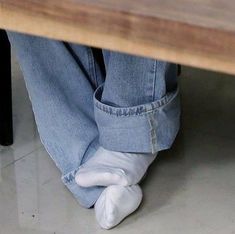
[93,83,181,154]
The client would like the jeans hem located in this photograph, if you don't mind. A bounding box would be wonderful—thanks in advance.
[93,83,180,153]
[93,83,179,117]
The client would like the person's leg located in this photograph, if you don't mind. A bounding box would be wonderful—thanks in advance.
[76,50,180,228]
[76,50,180,186]
[6,31,106,208]
[97,50,180,153]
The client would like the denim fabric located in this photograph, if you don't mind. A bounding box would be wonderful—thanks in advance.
[7,31,180,208]
[94,83,180,153]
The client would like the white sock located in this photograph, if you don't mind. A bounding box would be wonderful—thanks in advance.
[95,185,143,229]
[75,146,157,187]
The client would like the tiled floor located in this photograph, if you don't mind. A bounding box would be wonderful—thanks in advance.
[0,57,235,234]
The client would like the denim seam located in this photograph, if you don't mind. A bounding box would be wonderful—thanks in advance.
[147,113,158,153]
[90,49,99,88]
[63,42,91,83]
[94,83,179,117]
[146,59,156,102]
[62,168,78,184]
[97,124,148,130]
[87,47,98,88]
[95,94,175,117]
[151,60,157,102]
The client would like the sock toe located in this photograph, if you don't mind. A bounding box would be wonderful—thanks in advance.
[95,185,143,229]
[75,166,129,187]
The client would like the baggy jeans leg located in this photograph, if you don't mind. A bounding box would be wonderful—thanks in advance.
[93,50,181,154]
[7,31,105,208]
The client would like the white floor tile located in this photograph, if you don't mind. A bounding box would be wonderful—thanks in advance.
[1,62,235,233]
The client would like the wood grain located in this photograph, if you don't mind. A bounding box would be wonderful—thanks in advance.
[0,0,235,75]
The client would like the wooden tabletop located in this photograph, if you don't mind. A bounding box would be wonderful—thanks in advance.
[0,0,235,75]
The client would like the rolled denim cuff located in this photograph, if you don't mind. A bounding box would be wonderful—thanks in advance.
[93,83,181,154]
[61,169,104,208]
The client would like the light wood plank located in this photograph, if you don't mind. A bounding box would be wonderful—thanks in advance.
[1,0,235,75]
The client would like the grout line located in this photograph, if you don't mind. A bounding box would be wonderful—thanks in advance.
[1,145,43,170]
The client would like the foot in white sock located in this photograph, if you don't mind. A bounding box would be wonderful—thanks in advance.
[95,185,143,229]
[75,146,157,187]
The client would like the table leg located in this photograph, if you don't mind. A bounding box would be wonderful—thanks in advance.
[177,64,181,76]
[0,30,13,146]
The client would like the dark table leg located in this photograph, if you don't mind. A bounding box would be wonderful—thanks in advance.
[177,64,181,76]
[0,30,13,146]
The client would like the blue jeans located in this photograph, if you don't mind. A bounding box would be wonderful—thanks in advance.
[7,31,181,208]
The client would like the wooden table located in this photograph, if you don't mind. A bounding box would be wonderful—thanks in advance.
[1,0,235,74]
[0,0,235,145]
